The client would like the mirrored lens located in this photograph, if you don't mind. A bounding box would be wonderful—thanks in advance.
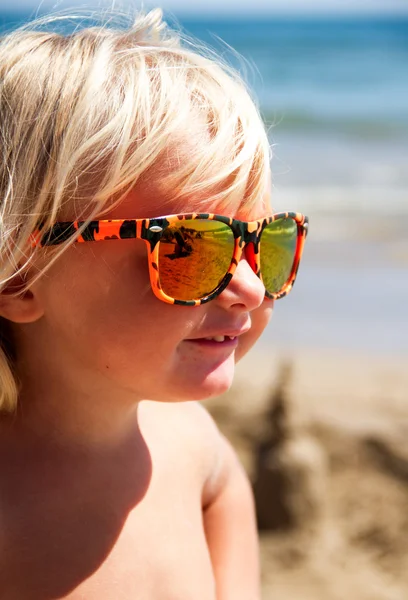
[260,218,298,294]
[158,219,235,301]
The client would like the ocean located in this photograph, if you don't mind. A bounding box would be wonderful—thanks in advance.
[1,9,407,355]
[179,16,408,214]
[183,17,408,134]
[2,10,406,211]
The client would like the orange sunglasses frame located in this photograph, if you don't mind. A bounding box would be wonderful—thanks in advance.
[31,211,309,306]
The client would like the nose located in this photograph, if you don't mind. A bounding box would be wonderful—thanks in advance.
[215,249,266,312]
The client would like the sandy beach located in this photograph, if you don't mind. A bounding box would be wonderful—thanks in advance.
[206,345,408,600]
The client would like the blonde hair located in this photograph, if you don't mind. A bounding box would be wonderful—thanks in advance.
[0,8,271,412]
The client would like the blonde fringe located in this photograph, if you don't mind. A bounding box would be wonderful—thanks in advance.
[0,7,271,412]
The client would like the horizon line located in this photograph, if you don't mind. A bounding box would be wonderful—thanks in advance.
[1,7,408,16]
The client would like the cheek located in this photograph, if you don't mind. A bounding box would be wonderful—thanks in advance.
[35,243,201,384]
[236,300,274,361]
[36,246,156,358]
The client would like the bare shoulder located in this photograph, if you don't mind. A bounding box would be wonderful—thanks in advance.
[139,400,231,496]
[140,400,221,441]
[139,400,223,454]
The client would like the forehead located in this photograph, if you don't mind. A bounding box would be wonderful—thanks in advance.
[103,144,271,222]
[106,182,271,222]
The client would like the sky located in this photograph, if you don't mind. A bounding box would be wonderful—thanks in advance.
[2,0,408,15]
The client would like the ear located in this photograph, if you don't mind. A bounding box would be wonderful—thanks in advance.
[0,272,45,324]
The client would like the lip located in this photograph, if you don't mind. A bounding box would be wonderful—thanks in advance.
[184,327,250,348]
[184,337,239,349]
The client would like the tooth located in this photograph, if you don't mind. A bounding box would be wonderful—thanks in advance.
[213,335,225,342]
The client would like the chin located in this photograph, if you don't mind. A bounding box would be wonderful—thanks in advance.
[168,357,236,402]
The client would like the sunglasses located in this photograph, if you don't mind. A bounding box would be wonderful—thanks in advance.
[32,212,309,306]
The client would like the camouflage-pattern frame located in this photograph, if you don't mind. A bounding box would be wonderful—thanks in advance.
[31,212,309,306]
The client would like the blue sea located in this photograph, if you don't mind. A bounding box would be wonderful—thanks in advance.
[180,16,408,214]
[2,10,406,209]
[1,9,407,355]
[2,13,407,135]
[183,17,408,135]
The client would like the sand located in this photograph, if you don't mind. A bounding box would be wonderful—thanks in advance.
[205,347,408,600]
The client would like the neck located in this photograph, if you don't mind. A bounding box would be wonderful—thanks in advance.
[6,343,144,453]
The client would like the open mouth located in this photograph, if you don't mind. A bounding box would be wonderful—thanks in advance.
[203,335,236,342]
[185,336,239,347]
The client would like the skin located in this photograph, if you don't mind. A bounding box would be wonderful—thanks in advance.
[0,158,273,599]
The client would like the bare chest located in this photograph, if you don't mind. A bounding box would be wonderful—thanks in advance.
[2,487,215,600]
[0,403,218,599]
[66,501,216,600]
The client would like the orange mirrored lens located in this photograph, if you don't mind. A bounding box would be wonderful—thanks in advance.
[158,219,235,301]
[260,218,298,294]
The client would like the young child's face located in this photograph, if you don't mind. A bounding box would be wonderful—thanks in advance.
[29,156,273,403]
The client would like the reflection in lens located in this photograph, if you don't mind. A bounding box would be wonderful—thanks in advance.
[158,219,235,301]
[260,218,297,294]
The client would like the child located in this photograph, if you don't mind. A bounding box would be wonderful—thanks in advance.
[0,8,307,599]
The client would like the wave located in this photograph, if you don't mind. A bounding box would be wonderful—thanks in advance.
[272,185,408,216]
[262,110,408,140]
